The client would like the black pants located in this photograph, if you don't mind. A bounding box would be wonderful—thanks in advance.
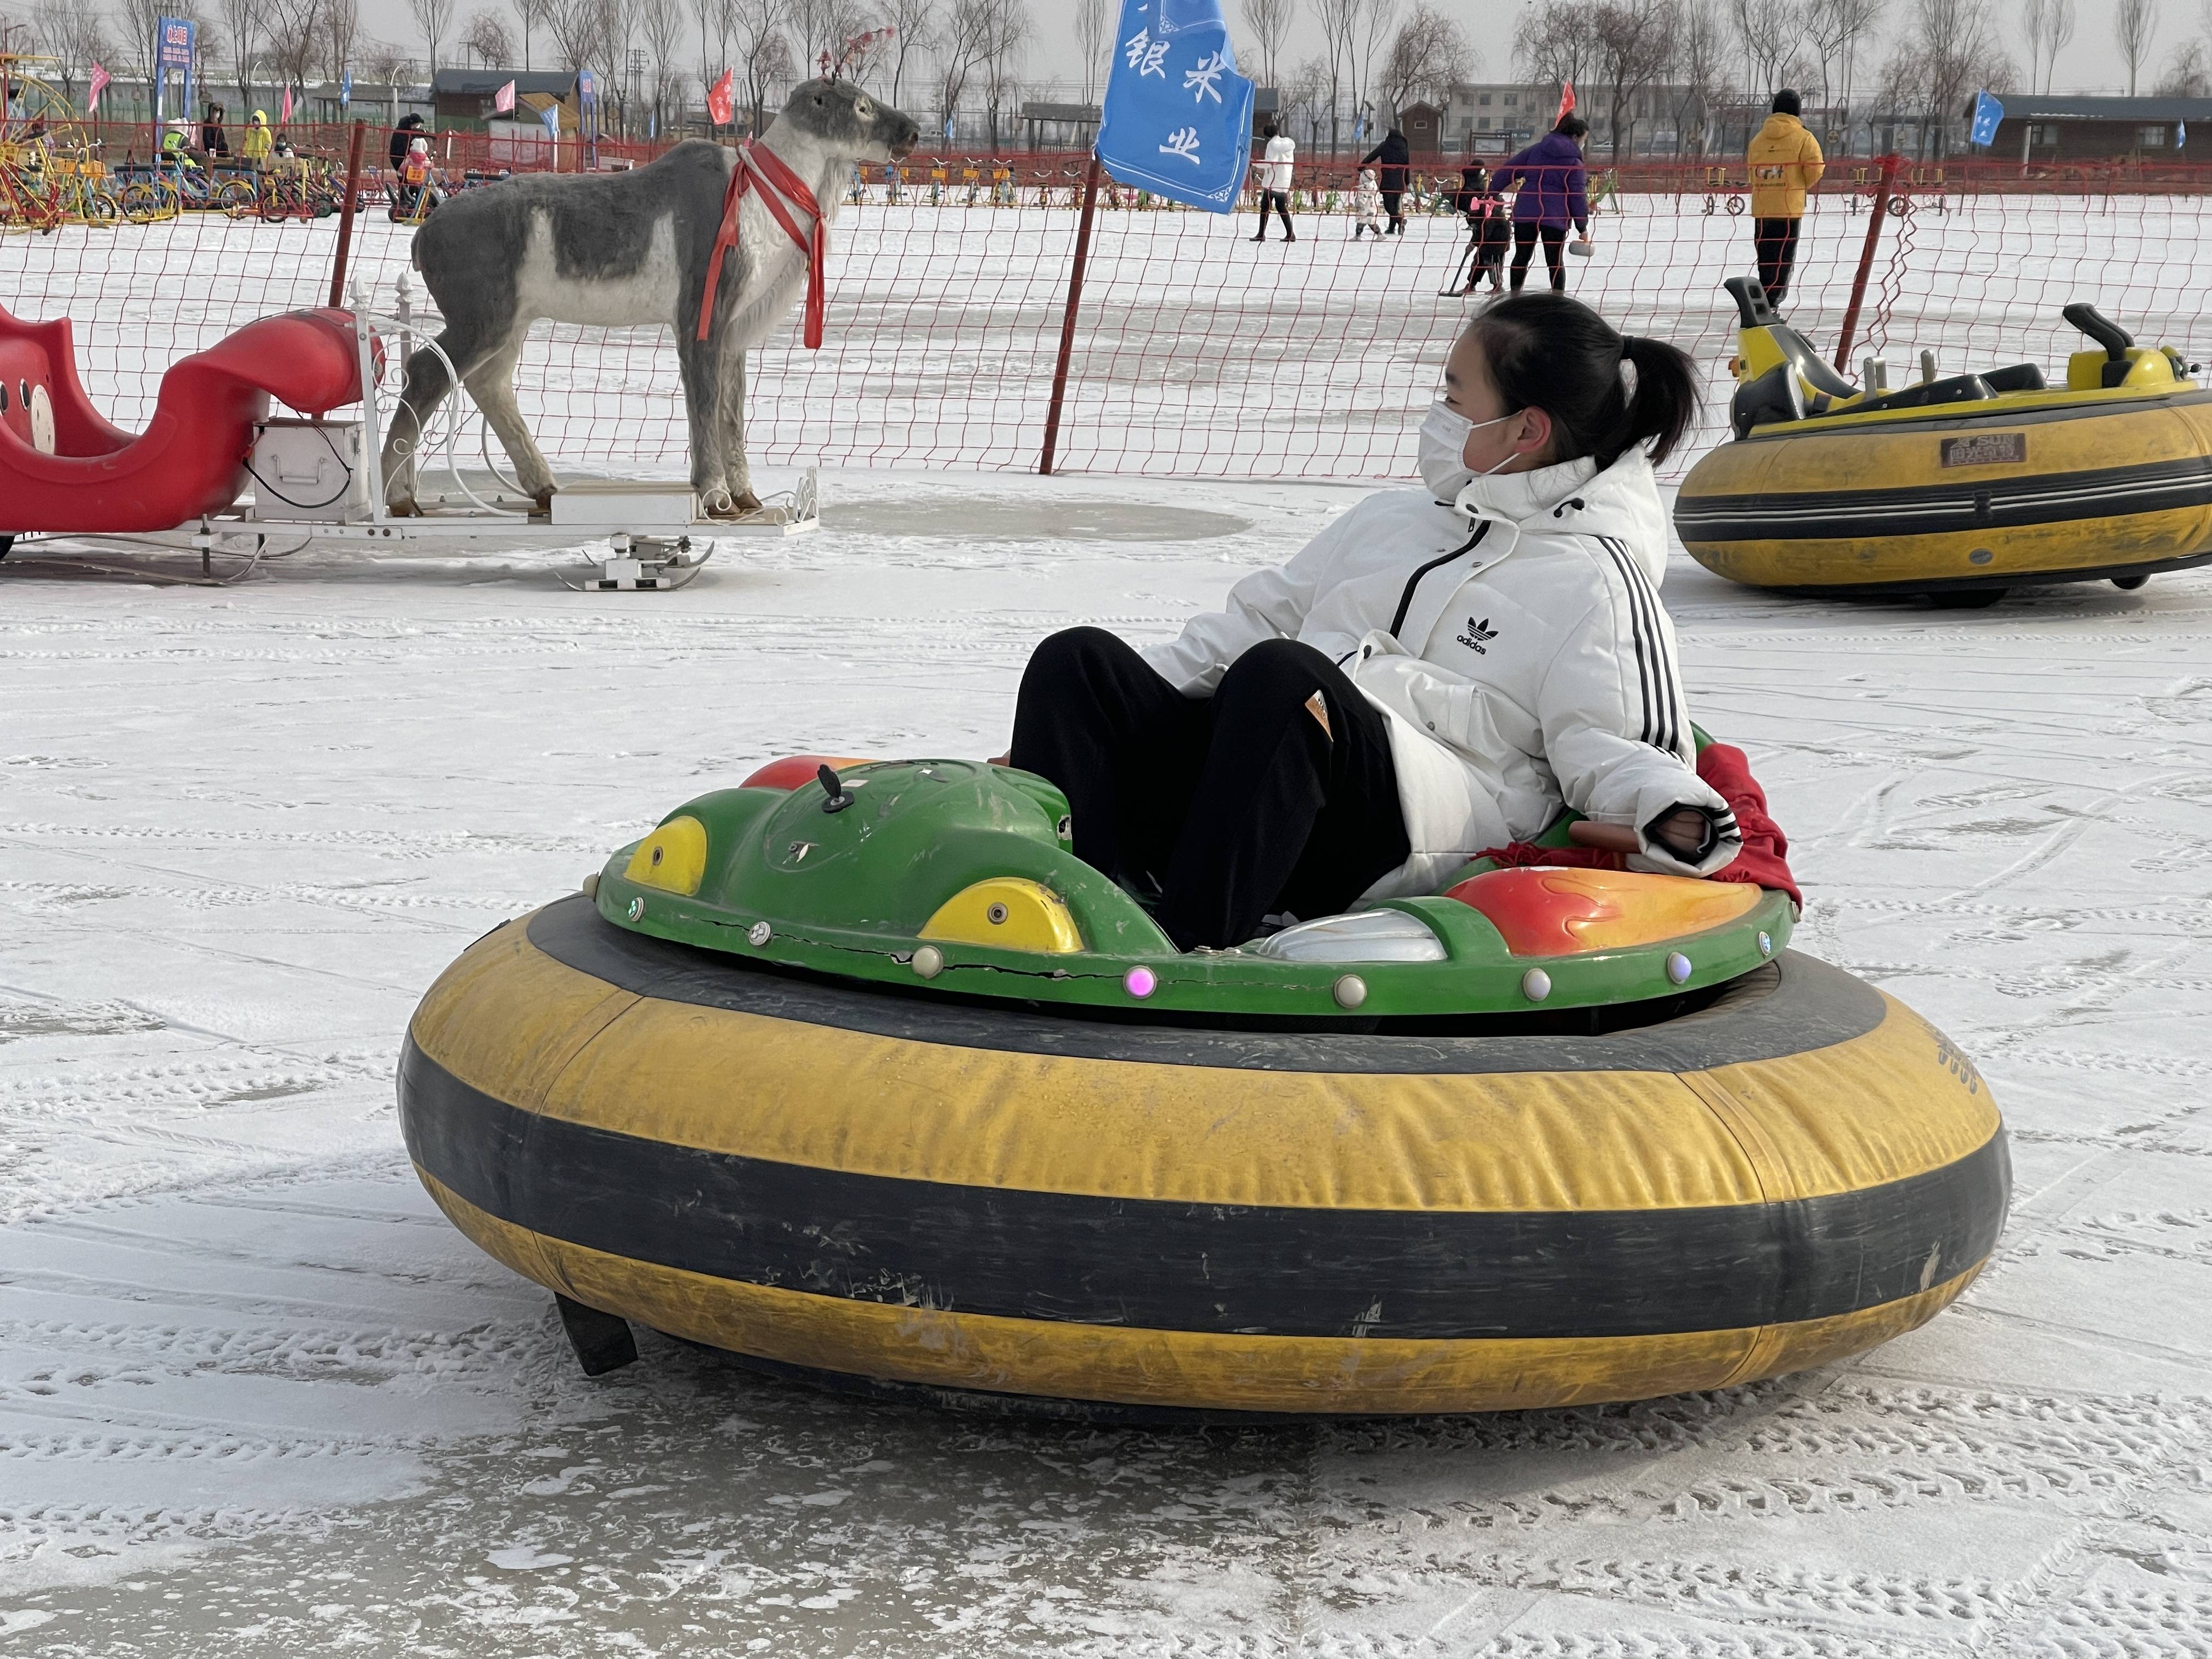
[1381,188,1403,232]
[1254,190,1293,238]
[1754,216,1802,303]
[1510,221,1567,291]
[1462,216,1505,288]
[1009,628,1410,951]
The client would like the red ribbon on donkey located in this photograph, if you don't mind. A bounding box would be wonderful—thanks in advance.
[698,140,827,348]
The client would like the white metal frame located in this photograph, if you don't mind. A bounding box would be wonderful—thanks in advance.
[7,273,818,584]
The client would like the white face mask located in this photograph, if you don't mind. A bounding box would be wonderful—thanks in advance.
[1418,400,1521,501]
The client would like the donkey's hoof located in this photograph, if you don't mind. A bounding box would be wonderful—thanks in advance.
[704,490,763,521]
[532,486,556,520]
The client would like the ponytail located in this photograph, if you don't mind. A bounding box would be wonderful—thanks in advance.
[1618,334,1698,464]
[1466,292,1702,468]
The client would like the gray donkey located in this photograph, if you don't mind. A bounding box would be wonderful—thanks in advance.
[384,79,918,516]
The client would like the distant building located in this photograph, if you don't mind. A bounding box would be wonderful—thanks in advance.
[431,69,582,134]
[1442,83,1547,153]
[1398,100,1443,154]
[1978,94,2212,161]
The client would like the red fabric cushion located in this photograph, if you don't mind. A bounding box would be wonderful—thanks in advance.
[1475,742,1802,911]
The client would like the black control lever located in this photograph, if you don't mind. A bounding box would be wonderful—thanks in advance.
[818,764,853,813]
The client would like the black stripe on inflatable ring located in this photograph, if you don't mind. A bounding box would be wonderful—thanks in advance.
[399,1048,2008,1344]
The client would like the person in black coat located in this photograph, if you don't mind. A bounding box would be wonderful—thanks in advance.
[1360,126,1411,234]
[200,103,229,159]
[390,112,426,174]
[1450,163,1509,294]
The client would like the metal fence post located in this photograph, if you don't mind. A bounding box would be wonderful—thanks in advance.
[1039,153,1103,477]
[1834,152,1903,371]
[328,119,368,309]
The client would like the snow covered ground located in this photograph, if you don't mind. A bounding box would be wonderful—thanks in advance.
[2,467,2210,1656]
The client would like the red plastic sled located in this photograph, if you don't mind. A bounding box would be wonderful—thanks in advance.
[0,301,366,536]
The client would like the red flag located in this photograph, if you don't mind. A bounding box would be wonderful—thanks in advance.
[87,62,111,113]
[1555,81,1576,123]
[280,83,294,122]
[494,80,516,114]
[707,69,735,127]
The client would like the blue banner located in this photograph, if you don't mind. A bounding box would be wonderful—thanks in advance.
[156,16,195,123]
[1096,0,1255,213]
[339,69,352,110]
[1970,89,2004,148]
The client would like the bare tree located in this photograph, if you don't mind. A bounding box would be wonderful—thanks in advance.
[34,0,112,102]
[261,0,323,103]
[1515,0,1598,113]
[1373,3,1469,121]
[1664,0,1729,153]
[1284,50,1329,149]
[213,0,262,106]
[1074,0,1111,101]
[784,0,838,74]
[323,0,360,78]
[515,0,549,66]
[2161,35,2212,92]
[545,0,614,70]
[1350,0,1395,128]
[2042,0,2073,92]
[1306,0,1359,150]
[1730,0,1801,94]
[2021,0,2052,90]
[360,37,414,80]
[1587,0,1674,158]
[637,0,684,128]
[462,6,515,64]
[2115,0,2158,95]
[410,0,457,74]
[883,0,933,106]
[1883,0,2014,157]
[1802,0,1884,125]
[1238,0,1289,88]
[972,0,1028,148]
[932,0,989,141]
[725,0,792,129]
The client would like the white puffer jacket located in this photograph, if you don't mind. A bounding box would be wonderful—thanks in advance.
[1143,450,1741,899]
[1262,133,1295,191]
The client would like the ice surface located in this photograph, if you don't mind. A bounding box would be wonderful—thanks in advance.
[2,467,2210,1655]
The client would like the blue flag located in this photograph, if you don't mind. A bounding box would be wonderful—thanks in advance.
[1096,0,1255,212]
[2181,119,2189,149]
[339,69,352,109]
[540,103,561,137]
[1970,90,2004,147]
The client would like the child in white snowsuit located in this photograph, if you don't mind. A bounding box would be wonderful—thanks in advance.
[1008,294,1736,950]
[1352,168,1384,239]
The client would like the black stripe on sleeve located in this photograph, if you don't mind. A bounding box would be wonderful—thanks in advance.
[1600,537,1668,750]
[1604,537,1689,758]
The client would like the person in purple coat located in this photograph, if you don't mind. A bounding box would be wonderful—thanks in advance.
[1493,115,1592,292]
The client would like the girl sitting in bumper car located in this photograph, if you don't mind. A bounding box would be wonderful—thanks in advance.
[1009,293,1746,951]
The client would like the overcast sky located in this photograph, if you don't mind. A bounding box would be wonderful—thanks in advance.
[349,0,2161,100]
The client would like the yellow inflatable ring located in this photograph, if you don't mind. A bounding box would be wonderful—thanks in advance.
[399,897,2008,1417]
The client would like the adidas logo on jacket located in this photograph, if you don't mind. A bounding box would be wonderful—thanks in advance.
[1142,449,1741,899]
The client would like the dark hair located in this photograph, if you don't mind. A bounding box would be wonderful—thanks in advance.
[1555,114,1588,139]
[1466,292,1700,466]
[1772,88,1802,116]
[1261,120,1278,137]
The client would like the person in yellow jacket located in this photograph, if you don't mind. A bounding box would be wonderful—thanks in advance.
[1746,88,1824,308]
[240,110,274,170]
